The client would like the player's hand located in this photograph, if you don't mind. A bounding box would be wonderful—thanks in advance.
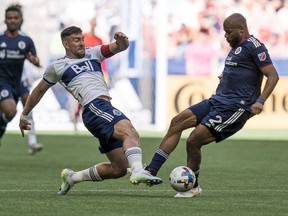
[19,114,31,137]
[250,102,263,115]
[218,73,223,82]
[26,52,41,67]
[114,32,129,51]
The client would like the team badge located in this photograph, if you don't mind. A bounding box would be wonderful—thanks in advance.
[113,109,122,116]
[235,47,242,54]
[1,89,9,98]
[18,41,26,49]
[257,52,266,61]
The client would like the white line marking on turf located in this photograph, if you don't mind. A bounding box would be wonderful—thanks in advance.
[0,189,287,192]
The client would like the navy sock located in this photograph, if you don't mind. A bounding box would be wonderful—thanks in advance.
[0,113,8,126]
[0,113,8,138]
[148,149,169,174]
[193,170,200,188]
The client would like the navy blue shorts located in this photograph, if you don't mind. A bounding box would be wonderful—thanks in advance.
[0,82,19,102]
[189,99,250,142]
[82,98,128,153]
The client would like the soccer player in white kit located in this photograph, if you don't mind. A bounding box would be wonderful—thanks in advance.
[19,26,162,195]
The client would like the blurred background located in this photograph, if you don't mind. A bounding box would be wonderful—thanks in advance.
[1,0,287,132]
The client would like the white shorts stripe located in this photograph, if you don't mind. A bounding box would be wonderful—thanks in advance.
[89,103,114,122]
[214,108,245,132]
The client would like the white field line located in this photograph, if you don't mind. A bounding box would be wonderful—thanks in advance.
[0,189,287,192]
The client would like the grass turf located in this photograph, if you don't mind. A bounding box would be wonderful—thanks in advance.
[0,133,288,216]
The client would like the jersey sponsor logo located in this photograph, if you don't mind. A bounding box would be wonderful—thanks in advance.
[62,60,101,85]
[0,50,5,59]
[235,47,242,54]
[70,61,95,74]
[6,50,25,59]
[257,52,267,61]
[225,56,237,66]
[18,41,26,49]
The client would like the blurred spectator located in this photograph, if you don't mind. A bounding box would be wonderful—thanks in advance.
[184,27,218,76]
[165,0,288,75]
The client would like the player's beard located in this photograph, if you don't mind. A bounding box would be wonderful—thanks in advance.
[76,48,85,58]
[229,35,241,48]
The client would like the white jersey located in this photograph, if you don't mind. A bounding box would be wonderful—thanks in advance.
[43,46,111,106]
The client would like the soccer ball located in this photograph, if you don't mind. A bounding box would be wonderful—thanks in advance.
[169,166,196,192]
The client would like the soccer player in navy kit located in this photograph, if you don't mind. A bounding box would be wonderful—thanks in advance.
[9,3,43,155]
[19,26,162,195]
[0,5,40,145]
[145,13,279,198]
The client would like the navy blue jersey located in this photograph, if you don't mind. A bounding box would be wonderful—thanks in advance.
[212,35,272,111]
[0,32,37,89]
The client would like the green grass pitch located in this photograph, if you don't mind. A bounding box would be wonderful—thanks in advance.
[0,132,287,216]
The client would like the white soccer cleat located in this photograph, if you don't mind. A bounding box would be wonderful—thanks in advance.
[174,185,202,198]
[58,168,75,195]
[130,169,163,186]
[28,143,43,155]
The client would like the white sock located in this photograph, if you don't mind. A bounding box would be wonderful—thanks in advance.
[27,113,37,146]
[124,147,143,172]
[71,166,102,184]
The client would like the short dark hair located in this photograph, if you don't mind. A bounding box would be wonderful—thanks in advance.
[61,26,82,41]
[5,5,22,18]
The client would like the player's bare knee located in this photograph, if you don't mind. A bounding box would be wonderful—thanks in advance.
[186,135,201,149]
[4,109,17,121]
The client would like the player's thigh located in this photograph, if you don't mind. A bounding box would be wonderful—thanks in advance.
[113,119,139,140]
[170,108,197,130]
[170,99,211,130]
[187,124,216,147]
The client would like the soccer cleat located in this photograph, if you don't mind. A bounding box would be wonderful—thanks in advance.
[130,169,163,186]
[174,185,202,198]
[28,143,43,155]
[144,165,158,176]
[58,168,75,195]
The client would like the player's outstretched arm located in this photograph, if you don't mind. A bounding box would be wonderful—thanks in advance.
[109,32,129,54]
[19,80,50,137]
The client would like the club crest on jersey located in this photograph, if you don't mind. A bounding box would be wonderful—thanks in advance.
[0,89,9,98]
[235,47,242,54]
[257,52,266,61]
[113,109,122,116]
[18,41,26,49]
